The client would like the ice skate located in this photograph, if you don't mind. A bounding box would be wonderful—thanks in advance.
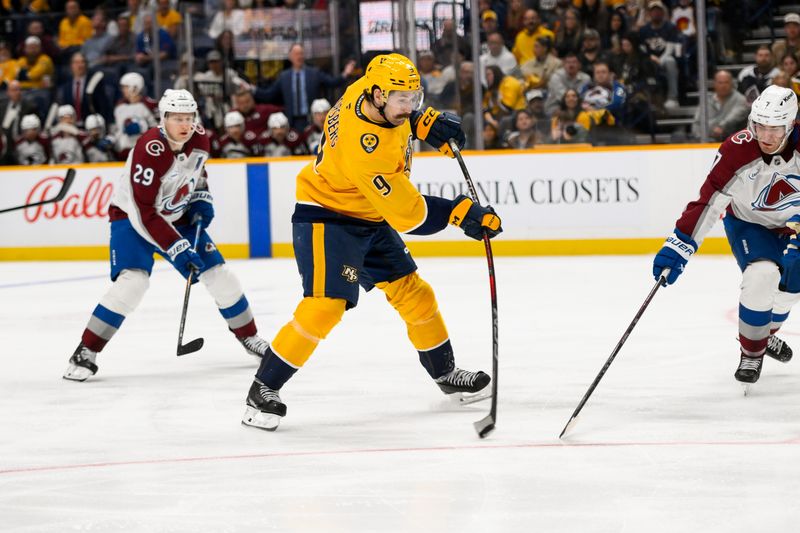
[63,343,98,382]
[242,380,286,431]
[735,353,763,396]
[436,368,491,404]
[765,335,792,363]
[238,335,269,358]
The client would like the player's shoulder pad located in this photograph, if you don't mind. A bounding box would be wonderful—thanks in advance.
[718,129,762,170]
[131,128,173,173]
[185,127,211,154]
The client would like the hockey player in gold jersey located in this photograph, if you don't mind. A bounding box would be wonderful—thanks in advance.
[243,53,503,431]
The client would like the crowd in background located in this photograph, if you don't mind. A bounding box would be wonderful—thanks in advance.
[0,0,794,165]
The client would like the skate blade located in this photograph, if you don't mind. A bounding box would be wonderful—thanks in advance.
[62,365,94,382]
[741,382,754,396]
[449,390,491,405]
[242,406,281,431]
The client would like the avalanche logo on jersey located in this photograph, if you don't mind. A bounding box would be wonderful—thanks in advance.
[752,172,800,211]
[161,178,196,215]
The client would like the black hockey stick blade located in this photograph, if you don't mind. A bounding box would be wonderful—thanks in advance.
[474,414,496,438]
[177,337,204,356]
[0,167,76,214]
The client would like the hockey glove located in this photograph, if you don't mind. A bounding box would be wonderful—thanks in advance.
[410,107,466,157]
[167,238,205,279]
[186,191,214,229]
[780,216,800,293]
[124,121,142,135]
[653,229,697,285]
[96,138,113,152]
[449,194,502,240]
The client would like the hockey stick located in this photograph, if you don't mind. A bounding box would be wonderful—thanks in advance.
[559,272,668,439]
[0,167,76,215]
[448,139,499,439]
[176,221,205,356]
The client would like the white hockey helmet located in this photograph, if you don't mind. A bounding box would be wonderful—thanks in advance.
[267,111,289,129]
[748,85,798,137]
[57,104,76,119]
[20,114,41,131]
[310,98,331,115]
[224,110,245,129]
[120,72,145,95]
[158,89,198,121]
[85,113,106,133]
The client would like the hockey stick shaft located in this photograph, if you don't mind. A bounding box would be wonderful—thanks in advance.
[559,274,667,439]
[0,168,76,214]
[176,222,204,356]
[448,140,499,438]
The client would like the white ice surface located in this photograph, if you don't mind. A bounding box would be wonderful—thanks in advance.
[1,256,799,532]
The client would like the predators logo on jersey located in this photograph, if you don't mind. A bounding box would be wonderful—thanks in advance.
[360,133,379,153]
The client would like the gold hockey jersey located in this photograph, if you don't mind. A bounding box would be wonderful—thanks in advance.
[295,76,429,233]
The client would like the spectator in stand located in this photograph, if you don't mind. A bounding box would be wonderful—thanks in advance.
[417,50,446,108]
[582,61,627,123]
[433,19,471,66]
[512,9,555,65]
[483,65,526,130]
[602,10,628,55]
[549,88,588,144]
[56,52,113,127]
[81,9,115,69]
[505,0,527,42]
[737,45,779,104]
[253,43,354,131]
[233,87,282,137]
[156,0,183,39]
[503,108,539,149]
[0,42,18,87]
[82,114,116,162]
[302,98,330,155]
[49,104,86,164]
[772,13,800,63]
[1,81,37,141]
[520,36,562,91]
[578,28,610,76]
[638,0,682,110]
[778,53,800,98]
[259,111,308,157]
[14,114,50,165]
[15,36,54,91]
[579,0,609,33]
[671,0,696,38]
[623,0,648,32]
[113,72,158,160]
[545,52,591,115]
[126,0,147,34]
[135,13,177,69]
[16,20,60,63]
[439,61,477,137]
[555,8,583,58]
[58,1,94,59]
[577,80,620,143]
[480,10,500,48]
[480,31,518,86]
[482,121,502,150]
[103,14,137,76]
[208,0,246,40]
[525,88,552,140]
[214,111,261,158]
[194,49,251,129]
[691,69,749,142]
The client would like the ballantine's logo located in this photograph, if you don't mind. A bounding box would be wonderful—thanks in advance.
[24,176,112,222]
[752,172,800,211]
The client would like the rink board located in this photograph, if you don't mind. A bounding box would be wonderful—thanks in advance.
[0,145,730,260]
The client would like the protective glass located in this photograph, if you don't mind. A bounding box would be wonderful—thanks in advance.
[386,89,424,111]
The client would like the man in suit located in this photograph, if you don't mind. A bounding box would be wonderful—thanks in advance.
[1,81,38,141]
[254,43,355,130]
[56,51,112,127]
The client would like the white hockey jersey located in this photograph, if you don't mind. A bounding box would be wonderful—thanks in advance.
[113,98,158,154]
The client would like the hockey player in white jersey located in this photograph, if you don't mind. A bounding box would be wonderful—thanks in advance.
[13,114,50,165]
[49,104,86,164]
[113,72,158,160]
[653,85,800,387]
[81,113,115,162]
[64,89,271,382]
[213,111,260,159]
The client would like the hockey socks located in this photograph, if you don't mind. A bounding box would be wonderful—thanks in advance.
[418,339,456,379]
[82,304,125,352]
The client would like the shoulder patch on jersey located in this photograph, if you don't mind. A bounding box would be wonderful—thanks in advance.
[145,139,166,157]
[245,130,256,140]
[361,133,379,153]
